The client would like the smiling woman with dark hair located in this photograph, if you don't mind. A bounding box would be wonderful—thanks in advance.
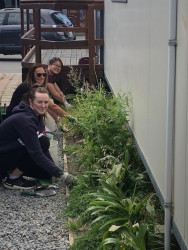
[5,64,48,118]
[47,57,72,108]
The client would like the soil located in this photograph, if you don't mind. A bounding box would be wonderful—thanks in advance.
[64,134,85,176]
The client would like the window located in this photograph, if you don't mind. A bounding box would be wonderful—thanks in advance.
[112,0,128,2]
[29,14,45,24]
[7,12,21,25]
[0,13,5,25]
[51,12,72,26]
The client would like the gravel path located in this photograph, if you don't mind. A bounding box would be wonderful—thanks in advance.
[0,131,69,250]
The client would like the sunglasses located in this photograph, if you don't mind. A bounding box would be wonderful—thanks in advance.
[36,73,47,77]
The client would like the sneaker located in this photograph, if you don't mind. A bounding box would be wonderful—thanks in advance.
[23,176,37,181]
[3,176,37,190]
[23,176,41,186]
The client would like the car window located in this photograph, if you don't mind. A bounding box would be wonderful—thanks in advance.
[60,14,72,25]
[51,12,72,26]
[29,14,45,24]
[6,12,30,25]
[0,13,6,25]
[7,12,21,25]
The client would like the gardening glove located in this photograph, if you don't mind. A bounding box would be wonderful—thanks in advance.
[68,116,77,123]
[56,173,77,187]
[64,100,72,109]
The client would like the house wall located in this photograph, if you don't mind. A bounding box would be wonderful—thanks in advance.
[104,0,168,202]
[104,0,188,248]
[174,1,188,248]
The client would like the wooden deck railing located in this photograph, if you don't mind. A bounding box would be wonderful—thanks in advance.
[20,0,104,85]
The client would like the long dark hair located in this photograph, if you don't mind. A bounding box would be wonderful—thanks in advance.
[23,85,49,124]
[25,64,48,88]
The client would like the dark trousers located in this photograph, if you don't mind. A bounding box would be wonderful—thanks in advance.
[0,147,51,180]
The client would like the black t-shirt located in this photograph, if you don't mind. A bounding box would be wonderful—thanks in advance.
[47,69,57,85]
[47,70,60,104]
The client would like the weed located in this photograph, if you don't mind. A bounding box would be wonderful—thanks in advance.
[70,221,119,250]
[68,217,83,231]
[63,174,99,219]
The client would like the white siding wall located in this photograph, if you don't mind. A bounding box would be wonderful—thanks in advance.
[104,0,188,248]
[174,1,188,247]
[104,0,169,199]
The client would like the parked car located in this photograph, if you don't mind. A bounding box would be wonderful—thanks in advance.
[0,8,76,55]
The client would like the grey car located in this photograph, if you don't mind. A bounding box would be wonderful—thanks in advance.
[0,8,76,55]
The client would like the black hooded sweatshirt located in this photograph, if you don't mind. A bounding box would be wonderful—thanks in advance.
[0,102,62,178]
[5,82,30,118]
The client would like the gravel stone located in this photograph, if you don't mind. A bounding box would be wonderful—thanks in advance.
[0,130,69,250]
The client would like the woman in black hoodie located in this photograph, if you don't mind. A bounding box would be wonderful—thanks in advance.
[0,86,63,190]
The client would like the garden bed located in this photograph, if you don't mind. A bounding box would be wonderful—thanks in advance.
[61,84,180,250]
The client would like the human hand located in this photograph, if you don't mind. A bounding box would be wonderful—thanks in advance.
[68,116,77,123]
[60,93,66,102]
[55,173,77,187]
[55,117,61,123]
[64,100,73,109]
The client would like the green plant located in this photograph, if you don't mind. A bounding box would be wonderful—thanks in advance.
[63,173,100,219]
[87,180,155,226]
[67,66,83,90]
[85,179,163,249]
[61,86,169,249]
[68,217,83,231]
[66,85,133,170]
[70,221,119,250]
[99,223,149,250]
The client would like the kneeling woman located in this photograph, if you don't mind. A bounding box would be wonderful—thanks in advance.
[0,86,62,190]
[5,63,73,123]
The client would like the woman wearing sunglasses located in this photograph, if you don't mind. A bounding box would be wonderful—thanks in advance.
[0,86,63,189]
[5,64,75,124]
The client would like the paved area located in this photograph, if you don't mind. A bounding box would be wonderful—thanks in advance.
[0,73,22,107]
[0,55,22,73]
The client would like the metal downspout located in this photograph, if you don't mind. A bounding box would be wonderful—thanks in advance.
[165,0,177,249]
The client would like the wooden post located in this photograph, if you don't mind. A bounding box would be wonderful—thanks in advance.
[100,9,104,65]
[21,9,25,59]
[88,4,96,86]
[33,8,41,63]
[85,8,88,40]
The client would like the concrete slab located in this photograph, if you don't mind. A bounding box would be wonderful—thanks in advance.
[0,73,22,106]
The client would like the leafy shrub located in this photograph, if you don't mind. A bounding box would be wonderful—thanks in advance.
[66,84,132,169]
